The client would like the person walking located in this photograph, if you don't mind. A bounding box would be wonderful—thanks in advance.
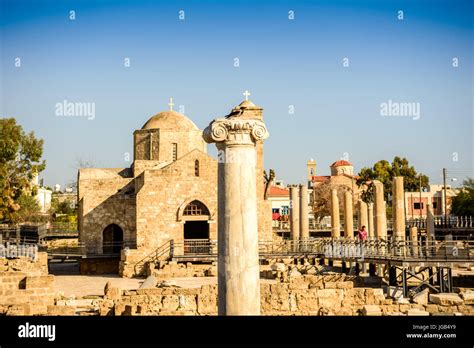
[357,225,368,241]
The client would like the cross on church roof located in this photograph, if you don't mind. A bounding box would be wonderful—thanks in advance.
[168,97,174,111]
[243,90,251,101]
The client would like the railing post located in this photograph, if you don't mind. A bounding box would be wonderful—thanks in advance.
[170,240,174,258]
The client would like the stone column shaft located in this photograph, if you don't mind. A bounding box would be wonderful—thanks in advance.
[290,186,300,241]
[358,200,368,230]
[367,203,374,238]
[330,189,340,238]
[204,115,268,315]
[374,181,387,239]
[344,191,354,238]
[441,190,446,216]
[299,185,309,240]
[409,226,418,242]
[392,176,406,240]
[426,203,435,241]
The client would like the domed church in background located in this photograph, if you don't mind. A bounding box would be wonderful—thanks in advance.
[77,98,272,277]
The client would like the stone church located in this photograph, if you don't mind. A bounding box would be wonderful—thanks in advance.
[77,99,272,276]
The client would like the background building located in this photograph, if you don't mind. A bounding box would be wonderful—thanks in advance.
[405,184,457,219]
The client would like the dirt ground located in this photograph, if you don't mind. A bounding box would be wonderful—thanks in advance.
[54,274,276,298]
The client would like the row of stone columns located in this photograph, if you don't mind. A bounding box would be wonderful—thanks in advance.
[296,176,428,242]
[289,184,309,241]
[328,176,412,240]
[330,189,358,238]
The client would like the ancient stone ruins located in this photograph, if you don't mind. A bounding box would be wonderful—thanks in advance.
[1,98,473,316]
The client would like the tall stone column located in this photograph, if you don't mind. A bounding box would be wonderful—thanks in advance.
[299,184,309,240]
[358,200,368,231]
[441,189,446,216]
[392,177,406,240]
[290,186,300,241]
[374,180,387,239]
[330,189,340,238]
[426,203,435,241]
[367,203,374,238]
[344,191,354,238]
[204,112,268,316]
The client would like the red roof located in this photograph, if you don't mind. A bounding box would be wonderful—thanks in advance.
[268,186,289,197]
[330,160,353,167]
[312,175,330,182]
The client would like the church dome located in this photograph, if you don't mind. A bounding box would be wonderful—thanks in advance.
[330,160,353,167]
[238,100,256,108]
[142,110,199,131]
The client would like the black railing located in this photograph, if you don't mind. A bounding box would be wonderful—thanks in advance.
[407,216,474,229]
[48,241,137,258]
[183,239,215,255]
[168,238,473,262]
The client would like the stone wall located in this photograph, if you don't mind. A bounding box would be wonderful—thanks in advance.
[134,149,218,251]
[0,272,56,315]
[0,252,48,275]
[80,257,120,274]
[97,275,474,316]
[0,252,58,315]
[78,168,136,254]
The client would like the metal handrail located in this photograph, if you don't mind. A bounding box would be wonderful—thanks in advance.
[166,237,473,262]
[133,240,173,275]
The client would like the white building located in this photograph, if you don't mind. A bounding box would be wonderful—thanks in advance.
[31,173,52,213]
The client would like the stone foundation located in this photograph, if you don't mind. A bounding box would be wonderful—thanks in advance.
[97,275,474,316]
[0,272,56,315]
[0,252,60,315]
[119,249,147,278]
[0,252,48,275]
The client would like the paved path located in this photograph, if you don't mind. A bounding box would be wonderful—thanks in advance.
[54,275,143,297]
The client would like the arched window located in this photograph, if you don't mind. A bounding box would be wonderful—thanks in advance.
[195,160,199,177]
[183,200,210,216]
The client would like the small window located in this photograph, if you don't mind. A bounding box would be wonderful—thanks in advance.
[432,202,437,209]
[172,143,178,161]
[413,202,423,210]
[183,200,210,216]
[194,160,199,176]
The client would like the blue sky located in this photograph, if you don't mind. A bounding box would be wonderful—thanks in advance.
[1,0,473,188]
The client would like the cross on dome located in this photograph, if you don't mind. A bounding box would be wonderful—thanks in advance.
[243,90,251,101]
[168,97,174,111]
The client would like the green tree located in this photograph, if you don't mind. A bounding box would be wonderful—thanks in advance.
[50,197,76,216]
[356,156,429,203]
[14,194,42,223]
[311,180,349,222]
[451,178,474,216]
[0,118,46,222]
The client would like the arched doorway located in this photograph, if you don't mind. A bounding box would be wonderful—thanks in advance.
[182,200,210,254]
[102,224,123,254]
